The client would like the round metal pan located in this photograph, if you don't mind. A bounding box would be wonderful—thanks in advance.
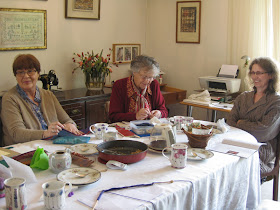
[96,140,148,164]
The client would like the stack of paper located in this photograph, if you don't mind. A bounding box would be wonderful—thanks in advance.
[208,138,265,158]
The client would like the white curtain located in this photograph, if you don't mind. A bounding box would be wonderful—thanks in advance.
[227,0,280,91]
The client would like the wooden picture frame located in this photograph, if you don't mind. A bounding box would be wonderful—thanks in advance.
[0,8,47,51]
[176,1,201,43]
[112,44,141,64]
[65,0,100,20]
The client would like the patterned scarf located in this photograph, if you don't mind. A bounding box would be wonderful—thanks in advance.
[127,76,152,113]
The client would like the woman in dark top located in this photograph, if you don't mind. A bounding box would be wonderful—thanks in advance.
[227,57,280,176]
[109,55,168,123]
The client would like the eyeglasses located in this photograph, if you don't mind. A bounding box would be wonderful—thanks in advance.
[16,69,37,77]
[138,73,155,81]
[249,71,268,76]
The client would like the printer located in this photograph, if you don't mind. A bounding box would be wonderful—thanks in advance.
[199,65,241,94]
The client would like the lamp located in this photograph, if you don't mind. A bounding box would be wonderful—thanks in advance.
[241,55,251,68]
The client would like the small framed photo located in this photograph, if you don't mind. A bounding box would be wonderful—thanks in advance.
[0,8,47,51]
[65,0,100,20]
[176,1,201,43]
[112,44,141,63]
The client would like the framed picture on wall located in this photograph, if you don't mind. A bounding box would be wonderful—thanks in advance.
[176,1,201,43]
[65,0,100,20]
[112,44,141,63]
[0,8,47,51]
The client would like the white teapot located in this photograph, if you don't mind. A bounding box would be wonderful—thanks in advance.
[49,148,72,173]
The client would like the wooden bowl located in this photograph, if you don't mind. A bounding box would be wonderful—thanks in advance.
[182,128,212,148]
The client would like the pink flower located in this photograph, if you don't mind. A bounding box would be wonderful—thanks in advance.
[174,153,180,159]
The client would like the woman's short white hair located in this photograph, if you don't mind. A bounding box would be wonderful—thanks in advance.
[130,55,160,76]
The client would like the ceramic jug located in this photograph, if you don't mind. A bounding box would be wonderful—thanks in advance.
[150,123,176,148]
[49,149,72,173]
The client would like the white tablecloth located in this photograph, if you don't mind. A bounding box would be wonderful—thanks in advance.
[0,124,261,210]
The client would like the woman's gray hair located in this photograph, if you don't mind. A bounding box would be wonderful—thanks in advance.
[246,57,280,93]
[130,55,160,76]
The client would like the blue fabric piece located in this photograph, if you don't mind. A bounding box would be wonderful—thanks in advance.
[53,136,90,145]
[130,130,150,137]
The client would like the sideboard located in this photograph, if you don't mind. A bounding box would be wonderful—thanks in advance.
[53,88,112,130]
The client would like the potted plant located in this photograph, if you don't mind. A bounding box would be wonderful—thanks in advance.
[72,49,115,90]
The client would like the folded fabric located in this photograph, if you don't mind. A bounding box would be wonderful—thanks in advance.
[30,147,49,170]
[53,136,90,145]
[43,129,84,140]
[188,90,211,103]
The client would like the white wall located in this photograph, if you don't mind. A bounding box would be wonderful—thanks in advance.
[0,0,147,92]
[146,0,229,96]
[0,0,230,99]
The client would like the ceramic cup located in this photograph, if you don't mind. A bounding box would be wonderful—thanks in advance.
[173,116,186,130]
[42,180,72,210]
[103,131,117,142]
[49,149,72,173]
[162,143,188,169]
[4,177,27,210]
[90,123,109,140]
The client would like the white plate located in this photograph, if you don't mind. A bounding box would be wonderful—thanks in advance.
[57,167,101,185]
[187,148,214,160]
[70,143,98,155]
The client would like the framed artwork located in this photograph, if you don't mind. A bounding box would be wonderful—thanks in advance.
[0,8,47,51]
[65,0,100,20]
[176,1,201,43]
[112,44,141,64]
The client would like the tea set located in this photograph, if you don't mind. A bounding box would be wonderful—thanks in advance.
[3,116,215,209]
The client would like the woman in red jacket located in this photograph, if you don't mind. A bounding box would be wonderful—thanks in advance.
[109,55,168,123]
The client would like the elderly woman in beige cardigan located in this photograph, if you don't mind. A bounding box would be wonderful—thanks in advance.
[227,57,280,176]
[1,54,82,146]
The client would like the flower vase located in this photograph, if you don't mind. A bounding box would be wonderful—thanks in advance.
[85,74,105,91]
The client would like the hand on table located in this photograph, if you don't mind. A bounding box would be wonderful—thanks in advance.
[136,108,151,120]
[43,121,64,138]
[63,123,83,135]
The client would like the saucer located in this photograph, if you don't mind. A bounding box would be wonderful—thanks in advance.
[57,167,101,185]
[148,140,167,151]
[70,143,98,155]
[187,148,214,160]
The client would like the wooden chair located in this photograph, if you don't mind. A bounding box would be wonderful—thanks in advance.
[261,134,280,201]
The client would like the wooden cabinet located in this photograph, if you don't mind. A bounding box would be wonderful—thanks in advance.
[160,85,187,105]
[61,102,85,130]
[86,99,108,125]
[54,88,111,130]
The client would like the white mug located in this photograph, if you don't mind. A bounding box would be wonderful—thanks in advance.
[4,177,27,210]
[42,180,72,210]
[90,123,109,140]
[162,143,188,169]
[173,116,186,130]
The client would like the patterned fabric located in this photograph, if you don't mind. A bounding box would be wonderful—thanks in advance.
[227,91,280,174]
[127,76,152,113]
[16,84,48,130]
